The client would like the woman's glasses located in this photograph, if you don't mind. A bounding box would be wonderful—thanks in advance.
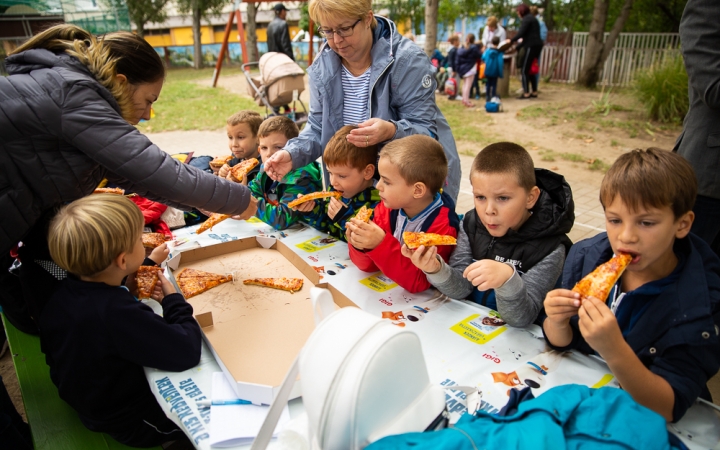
[318,19,362,39]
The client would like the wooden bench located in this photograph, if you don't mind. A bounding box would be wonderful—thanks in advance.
[2,314,162,450]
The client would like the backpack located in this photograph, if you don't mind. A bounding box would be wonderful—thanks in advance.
[250,287,468,450]
[485,96,503,113]
[444,76,457,98]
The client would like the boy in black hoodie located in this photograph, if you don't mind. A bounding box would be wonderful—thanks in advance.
[41,194,201,447]
[405,142,574,327]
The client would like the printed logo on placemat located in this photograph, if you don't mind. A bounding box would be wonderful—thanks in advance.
[450,313,507,344]
[360,273,398,292]
[246,217,264,224]
[295,236,338,252]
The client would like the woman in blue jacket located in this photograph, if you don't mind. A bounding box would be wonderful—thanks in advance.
[263,0,461,203]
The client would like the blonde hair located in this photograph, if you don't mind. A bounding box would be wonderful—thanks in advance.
[380,135,447,195]
[324,125,378,170]
[48,195,144,276]
[309,0,377,29]
[486,16,498,28]
[227,110,263,136]
[600,148,697,219]
[13,24,165,124]
[472,142,536,191]
[257,115,299,140]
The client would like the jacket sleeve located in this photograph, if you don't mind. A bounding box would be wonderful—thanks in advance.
[389,46,441,142]
[283,75,325,169]
[679,0,720,109]
[60,84,250,215]
[511,15,531,44]
[280,23,295,61]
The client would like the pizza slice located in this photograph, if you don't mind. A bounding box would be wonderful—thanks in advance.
[572,253,633,302]
[176,272,232,299]
[230,158,260,182]
[354,205,374,224]
[175,268,232,282]
[136,265,163,299]
[93,187,125,195]
[288,191,343,208]
[243,277,304,293]
[196,213,231,234]
[402,231,457,249]
[209,155,233,169]
[142,232,167,249]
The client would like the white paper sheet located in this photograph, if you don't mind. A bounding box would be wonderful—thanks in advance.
[209,372,290,448]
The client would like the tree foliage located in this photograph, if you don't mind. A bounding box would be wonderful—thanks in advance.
[176,0,229,69]
[102,0,168,38]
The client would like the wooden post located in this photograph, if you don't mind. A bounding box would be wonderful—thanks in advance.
[212,10,236,87]
[308,17,314,64]
[237,7,249,64]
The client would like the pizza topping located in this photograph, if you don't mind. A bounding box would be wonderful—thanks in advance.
[209,155,233,168]
[175,268,232,298]
[136,266,162,299]
[142,233,167,249]
[230,158,260,181]
[288,191,343,208]
[243,277,303,293]
[349,205,374,226]
[93,187,125,195]
[402,231,457,249]
[572,253,633,302]
[196,213,231,234]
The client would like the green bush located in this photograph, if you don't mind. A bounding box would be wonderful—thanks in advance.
[633,54,688,124]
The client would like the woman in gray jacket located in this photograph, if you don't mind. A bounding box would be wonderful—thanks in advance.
[264,0,461,202]
[0,25,256,332]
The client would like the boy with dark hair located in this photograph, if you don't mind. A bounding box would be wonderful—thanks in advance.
[347,135,459,293]
[407,142,574,327]
[42,194,201,447]
[249,116,322,229]
[293,125,380,241]
[217,110,264,183]
[543,148,720,422]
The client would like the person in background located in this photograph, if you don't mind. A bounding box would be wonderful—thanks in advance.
[267,3,295,60]
[218,110,264,184]
[0,25,256,333]
[482,36,504,101]
[456,33,482,108]
[506,4,543,99]
[482,16,511,98]
[262,0,462,203]
[531,6,548,90]
[674,0,720,256]
[445,35,461,100]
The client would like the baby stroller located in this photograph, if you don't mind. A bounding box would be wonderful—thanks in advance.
[243,52,308,128]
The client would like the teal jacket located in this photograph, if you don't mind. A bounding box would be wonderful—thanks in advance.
[249,162,322,230]
[301,187,380,241]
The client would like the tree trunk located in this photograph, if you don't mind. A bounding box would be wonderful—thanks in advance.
[192,7,203,69]
[135,21,145,39]
[246,2,259,62]
[578,0,633,88]
[423,0,438,57]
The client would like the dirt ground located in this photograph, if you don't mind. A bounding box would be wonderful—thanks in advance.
[0,75,703,422]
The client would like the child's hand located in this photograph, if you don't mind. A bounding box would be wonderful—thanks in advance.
[462,259,514,291]
[578,297,624,357]
[232,196,258,221]
[401,244,441,274]
[148,243,169,265]
[290,194,315,212]
[543,289,580,326]
[346,219,385,250]
[327,197,345,219]
[218,164,231,178]
[154,272,177,301]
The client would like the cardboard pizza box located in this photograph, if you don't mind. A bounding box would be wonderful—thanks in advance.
[166,236,351,405]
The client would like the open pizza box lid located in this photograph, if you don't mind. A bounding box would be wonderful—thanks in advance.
[166,236,349,405]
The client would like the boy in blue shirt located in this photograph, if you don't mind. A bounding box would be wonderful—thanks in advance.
[482,36,504,102]
[543,148,720,422]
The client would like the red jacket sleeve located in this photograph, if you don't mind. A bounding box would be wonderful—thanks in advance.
[358,204,458,294]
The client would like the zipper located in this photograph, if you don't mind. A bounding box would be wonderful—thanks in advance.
[487,237,496,252]
[367,58,394,119]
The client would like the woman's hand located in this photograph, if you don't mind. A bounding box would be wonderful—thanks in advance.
[264,150,293,181]
[348,118,396,147]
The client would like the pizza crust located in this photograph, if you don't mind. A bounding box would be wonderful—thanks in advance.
[572,253,633,301]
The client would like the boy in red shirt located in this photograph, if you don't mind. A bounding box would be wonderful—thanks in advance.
[346,135,460,293]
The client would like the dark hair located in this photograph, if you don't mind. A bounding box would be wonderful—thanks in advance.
[466,33,476,45]
[491,36,500,46]
[104,31,165,85]
[471,142,536,191]
[516,4,530,17]
[600,148,697,219]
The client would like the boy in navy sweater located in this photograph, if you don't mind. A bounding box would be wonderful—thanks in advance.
[543,148,720,422]
[42,194,202,447]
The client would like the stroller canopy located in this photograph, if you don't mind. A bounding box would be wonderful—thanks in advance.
[259,52,305,87]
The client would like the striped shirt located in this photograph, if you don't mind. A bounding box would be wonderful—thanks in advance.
[341,65,371,125]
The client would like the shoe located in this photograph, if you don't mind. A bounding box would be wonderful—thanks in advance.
[530,93,538,98]
[517,95,531,100]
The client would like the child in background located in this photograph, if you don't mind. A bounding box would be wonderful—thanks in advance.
[293,125,380,241]
[407,142,574,327]
[42,195,201,447]
[543,148,720,422]
[218,110,264,184]
[482,36,504,102]
[346,135,459,293]
[249,116,322,230]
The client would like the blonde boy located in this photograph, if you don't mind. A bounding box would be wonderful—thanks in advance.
[543,148,720,422]
[347,135,459,293]
[407,142,574,327]
[248,116,322,229]
[294,125,380,241]
[218,110,263,183]
[43,195,201,447]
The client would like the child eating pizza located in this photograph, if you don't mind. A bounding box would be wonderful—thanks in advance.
[42,194,201,447]
[406,142,574,327]
[543,148,720,422]
[215,110,264,184]
[346,135,459,293]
